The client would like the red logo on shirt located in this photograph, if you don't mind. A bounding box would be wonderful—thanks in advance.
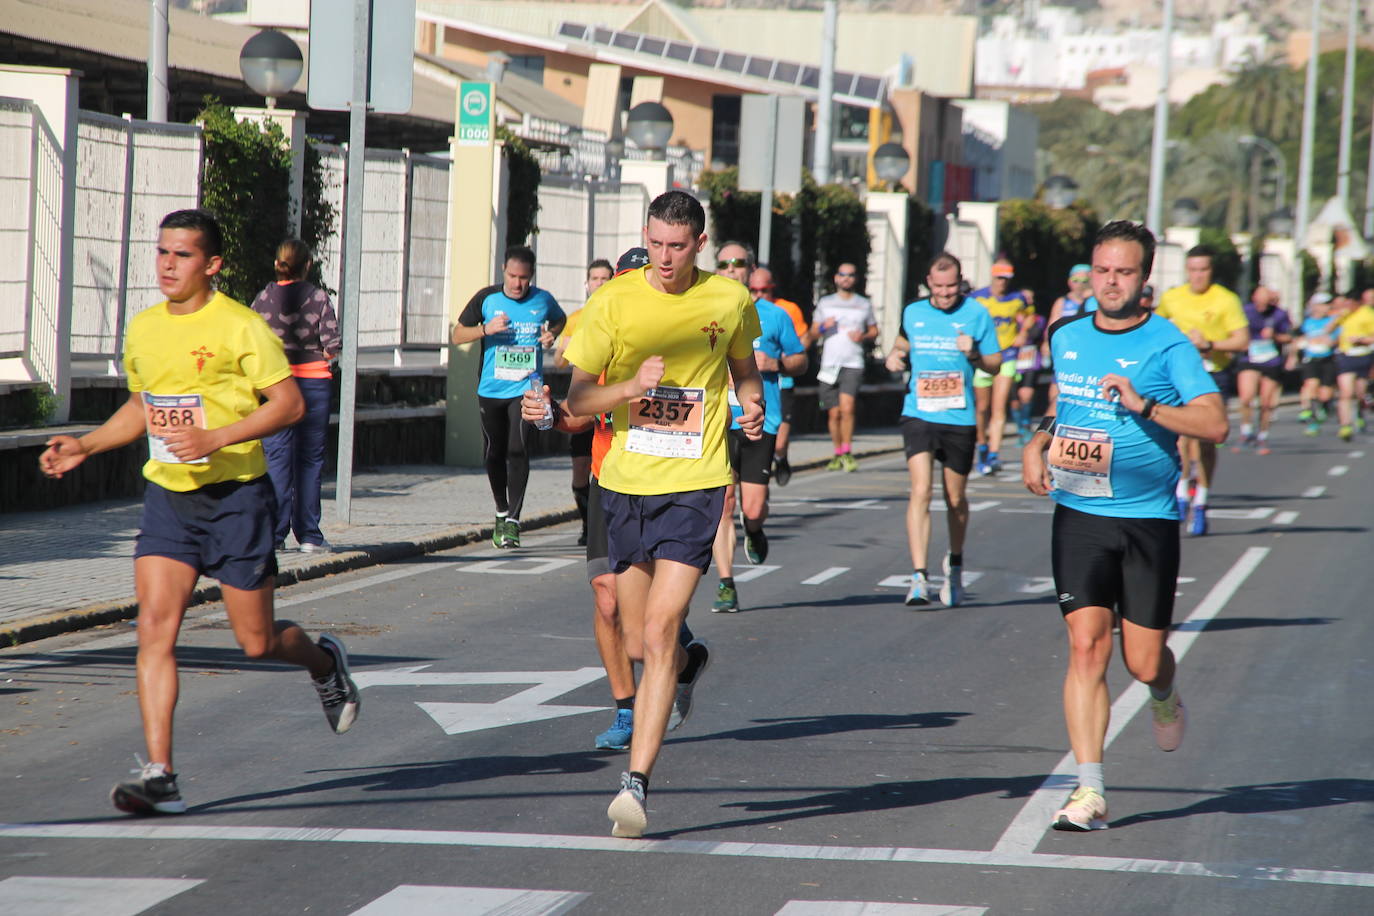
[190,346,214,372]
[701,321,725,350]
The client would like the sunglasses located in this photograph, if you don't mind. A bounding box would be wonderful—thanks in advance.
[836,271,856,278]
[748,286,772,293]
[717,258,749,269]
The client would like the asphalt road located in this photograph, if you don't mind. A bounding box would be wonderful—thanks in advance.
[2,417,1372,915]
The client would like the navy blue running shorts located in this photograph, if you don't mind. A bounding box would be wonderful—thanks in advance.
[585,477,610,581]
[1336,353,1373,378]
[1050,504,1178,631]
[135,476,279,590]
[600,485,726,574]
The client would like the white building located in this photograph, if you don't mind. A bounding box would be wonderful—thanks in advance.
[953,100,1038,202]
[975,7,1267,95]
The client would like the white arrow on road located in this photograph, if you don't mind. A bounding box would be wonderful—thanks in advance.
[457,557,579,575]
[353,666,609,736]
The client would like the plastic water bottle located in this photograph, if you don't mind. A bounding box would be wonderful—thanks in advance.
[529,374,554,430]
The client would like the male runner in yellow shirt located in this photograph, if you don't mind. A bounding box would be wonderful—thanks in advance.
[565,191,764,838]
[1155,245,1248,535]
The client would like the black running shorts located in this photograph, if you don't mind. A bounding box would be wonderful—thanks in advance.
[1301,356,1337,387]
[727,429,776,485]
[585,477,610,581]
[900,416,976,476]
[1051,504,1179,631]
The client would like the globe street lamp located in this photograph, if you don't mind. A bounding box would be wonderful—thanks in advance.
[239,29,303,108]
[625,102,674,160]
[1266,207,1295,238]
[872,141,910,190]
[1171,197,1201,227]
[1043,174,1079,209]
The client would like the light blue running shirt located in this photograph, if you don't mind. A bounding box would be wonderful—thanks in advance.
[462,285,565,399]
[730,298,805,435]
[1048,312,1218,519]
[898,296,999,427]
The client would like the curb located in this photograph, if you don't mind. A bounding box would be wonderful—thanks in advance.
[1,443,903,648]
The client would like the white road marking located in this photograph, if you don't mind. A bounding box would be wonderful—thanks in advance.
[776,903,985,916]
[999,505,1053,514]
[1302,485,1326,498]
[0,876,202,915]
[732,564,780,583]
[1204,507,1273,520]
[1328,465,1349,477]
[801,567,850,585]
[352,666,609,736]
[350,885,587,915]
[830,498,889,510]
[969,501,1001,512]
[458,557,578,575]
[1017,577,1056,594]
[1273,510,1299,525]
[992,546,1270,855]
[878,572,984,589]
[4,820,1369,889]
[1349,450,1365,458]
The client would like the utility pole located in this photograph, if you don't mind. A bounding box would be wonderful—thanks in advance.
[1336,0,1356,206]
[814,0,837,185]
[1146,0,1173,236]
[1295,0,1320,254]
[147,0,169,121]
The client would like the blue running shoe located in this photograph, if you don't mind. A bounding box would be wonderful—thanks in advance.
[595,708,634,750]
[1175,496,1190,524]
[1189,505,1208,536]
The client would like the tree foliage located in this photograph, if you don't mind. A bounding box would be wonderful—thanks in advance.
[497,124,541,246]
[698,167,871,313]
[198,99,335,302]
[997,198,1100,310]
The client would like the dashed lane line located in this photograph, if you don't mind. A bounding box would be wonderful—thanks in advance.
[801,567,850,586]
[1,819,1368,890]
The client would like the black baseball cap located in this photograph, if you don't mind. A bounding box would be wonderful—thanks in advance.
[616,247,649,275]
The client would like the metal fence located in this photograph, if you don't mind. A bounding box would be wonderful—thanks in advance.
[0,97,66,403]
[70,111,202,365]
[314,144,453,353]
[517,114,705,188]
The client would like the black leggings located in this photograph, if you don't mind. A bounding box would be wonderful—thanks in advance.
[478,396,531,519]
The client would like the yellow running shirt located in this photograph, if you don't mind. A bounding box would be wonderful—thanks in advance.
[123,291,292,492]
[1156,283,1247,371]
[1337,304,1374,355]
[565,266,761,496]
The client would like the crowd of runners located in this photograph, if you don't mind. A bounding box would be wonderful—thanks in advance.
[37,193,1374,839]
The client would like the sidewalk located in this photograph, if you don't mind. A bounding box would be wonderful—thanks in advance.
[0,429,903,645]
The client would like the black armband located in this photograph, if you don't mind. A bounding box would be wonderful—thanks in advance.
[1139,397,1158,420]
[966,346,982,365]
[1036,415,1057,435]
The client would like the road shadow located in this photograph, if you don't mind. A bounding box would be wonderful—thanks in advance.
[1174,616,1336,632]
[1111,778,1374,829]
[674,711,970,747]
[2,646,434,677]
[664,773,1048,837]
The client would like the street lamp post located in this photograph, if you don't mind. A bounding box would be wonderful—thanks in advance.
[238,29,307,236]
[1239,134,1287,230]
[872,142,910,192]
[625,102,674,160]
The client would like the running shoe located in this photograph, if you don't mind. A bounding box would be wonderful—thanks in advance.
[1339,425,1354,442]
[1188,505,1208,537]
[299,540,333,555]
[607,771,648,838]
[1304,421,1321,437]
[825,455,843,471]
[1316,404,1329,422]
[840,453,858,472]
[1297,408,1313,422]
[314,633,361,734]
[492,516,508,548]
[939,554,964,607]
[1150,688,1186,752]
[1357,416,1367,433]
[505,518,522,548]
[1175,496,1190,523]
[668,639,710,731]
[987,452,1002,474]
[975,458,994,477]
[595,708,634,750]
[904,572,931,607]
[711,583,739,613]
[744,527,769,565]
[773,454,792,486]
[1052,786,1108,832]
[111,760,185,816]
